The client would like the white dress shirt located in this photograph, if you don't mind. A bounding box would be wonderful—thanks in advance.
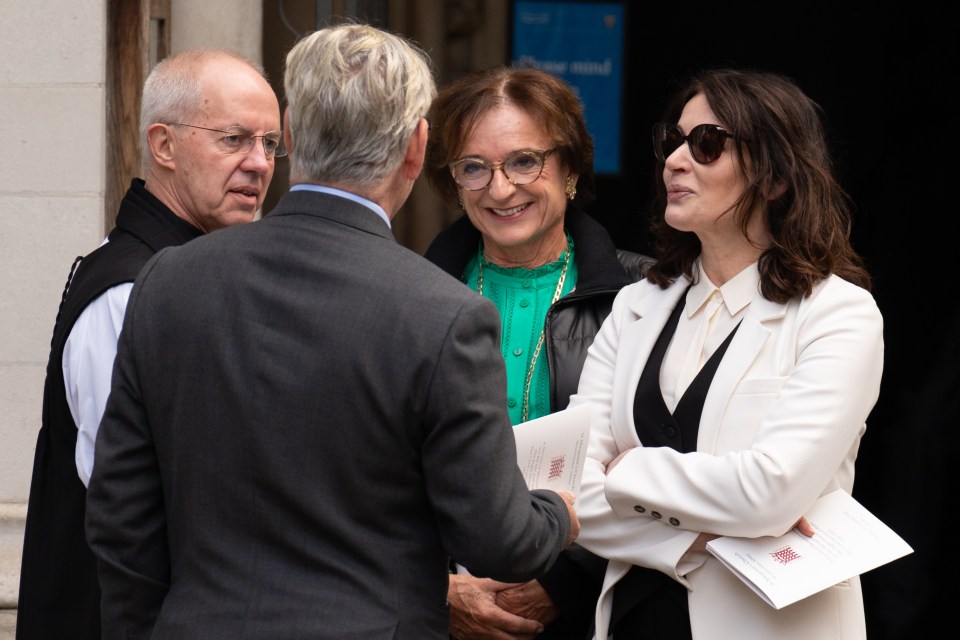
[62,238,132,487]
[660,259,758,412]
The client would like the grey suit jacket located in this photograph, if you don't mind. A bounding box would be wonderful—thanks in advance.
[85,190,570,640]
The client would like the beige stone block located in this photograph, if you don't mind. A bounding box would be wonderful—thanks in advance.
[0,0,105,85]
[0,503,26,609]
[0,608,15,639]
[0,86,105,194]
[0,196,104,363]
[172,0,262,63]
[0,364,44,501]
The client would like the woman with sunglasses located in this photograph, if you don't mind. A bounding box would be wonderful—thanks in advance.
[423,66,651,640]
[569,68,883,639]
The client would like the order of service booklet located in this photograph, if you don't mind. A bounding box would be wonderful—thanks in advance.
[512,403,592,495]
[705,489,913,610]
[454,404,592,576]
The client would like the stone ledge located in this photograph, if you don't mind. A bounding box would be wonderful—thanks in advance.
[0,609,15,639]
[0,503,26,609]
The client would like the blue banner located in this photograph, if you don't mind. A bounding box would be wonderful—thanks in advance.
[512,2,624,174]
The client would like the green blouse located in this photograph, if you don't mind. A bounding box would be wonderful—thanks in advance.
[462,235,578,425]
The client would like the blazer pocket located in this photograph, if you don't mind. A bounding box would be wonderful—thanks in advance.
[718,377,787,445]
[733,376,787,395]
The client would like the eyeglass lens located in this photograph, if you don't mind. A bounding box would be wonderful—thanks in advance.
[219,128,286,159]
[451,150,550,191]
[170,123,286,159]
[653,123,730,164]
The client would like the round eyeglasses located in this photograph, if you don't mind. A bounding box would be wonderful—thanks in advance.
[652,123,739,164]
[168,123,287,159]
[449,148,557,191]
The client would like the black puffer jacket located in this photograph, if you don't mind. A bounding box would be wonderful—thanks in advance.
[425,205,651,413]
[424,204,651,639]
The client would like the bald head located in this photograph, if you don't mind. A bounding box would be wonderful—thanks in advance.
[138,49,282,232]
[139,49,271,170]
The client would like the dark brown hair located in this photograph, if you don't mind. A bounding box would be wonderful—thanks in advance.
[425,65,595,206]
[645,68,871,301]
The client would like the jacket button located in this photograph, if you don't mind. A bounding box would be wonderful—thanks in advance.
[651,511,662,519]
[669,517,680,526]
[633,505,646,514]
[665,426,677,438]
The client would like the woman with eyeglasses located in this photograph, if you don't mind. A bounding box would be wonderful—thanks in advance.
[424,66,651,640]
[568,68,883,639]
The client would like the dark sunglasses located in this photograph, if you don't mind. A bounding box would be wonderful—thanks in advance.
[652,122,739,164]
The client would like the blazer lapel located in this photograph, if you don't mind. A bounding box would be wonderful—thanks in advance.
[622,278,690,366]
[613,279,690,448]
[697,295,786,451]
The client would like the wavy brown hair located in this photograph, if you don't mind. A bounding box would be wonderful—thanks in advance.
[645,68,871,301]
[425,65,595,207]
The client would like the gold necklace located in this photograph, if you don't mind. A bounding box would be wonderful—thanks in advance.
[476,247,571,422]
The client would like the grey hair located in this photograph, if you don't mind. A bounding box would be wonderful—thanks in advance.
[139,49,266,169]
[283,23,437,187]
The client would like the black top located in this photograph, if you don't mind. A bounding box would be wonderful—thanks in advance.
[16,179,201,640]
[425,205,652,639]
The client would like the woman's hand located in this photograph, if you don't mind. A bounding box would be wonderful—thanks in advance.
[794,516,814,537]
[692,516,815,555]
[606,449,631,473]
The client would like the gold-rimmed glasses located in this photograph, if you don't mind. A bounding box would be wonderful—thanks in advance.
[449,148,557,191]
[168,123,287,159]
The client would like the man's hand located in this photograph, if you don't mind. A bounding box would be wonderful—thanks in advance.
[494,579,559,626]
[556,490,580,548]
[448,574,543,640]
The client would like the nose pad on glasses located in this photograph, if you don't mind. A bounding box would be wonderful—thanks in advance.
[240,143,273,170]
[487,166,517,192]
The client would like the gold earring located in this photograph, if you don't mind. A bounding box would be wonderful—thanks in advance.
[565,176,577,201]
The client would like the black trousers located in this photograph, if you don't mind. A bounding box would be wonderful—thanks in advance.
[609,566,692,639]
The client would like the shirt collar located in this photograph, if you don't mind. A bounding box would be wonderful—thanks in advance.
[290,184,391,229]
[686,258,759,318]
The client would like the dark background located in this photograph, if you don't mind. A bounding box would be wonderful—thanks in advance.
[580,5,957,638]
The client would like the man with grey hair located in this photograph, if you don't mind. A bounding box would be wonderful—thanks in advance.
[85,22,578,640]
[17,48,281,640]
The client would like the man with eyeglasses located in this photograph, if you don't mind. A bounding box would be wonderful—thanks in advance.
[16,48,281,640]
[84,24,578,639]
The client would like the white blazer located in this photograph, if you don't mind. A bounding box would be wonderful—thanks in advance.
[570,272,883,639]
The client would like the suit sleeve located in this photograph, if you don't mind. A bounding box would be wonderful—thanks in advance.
[85,252,171,639]
[421,293,570,582]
